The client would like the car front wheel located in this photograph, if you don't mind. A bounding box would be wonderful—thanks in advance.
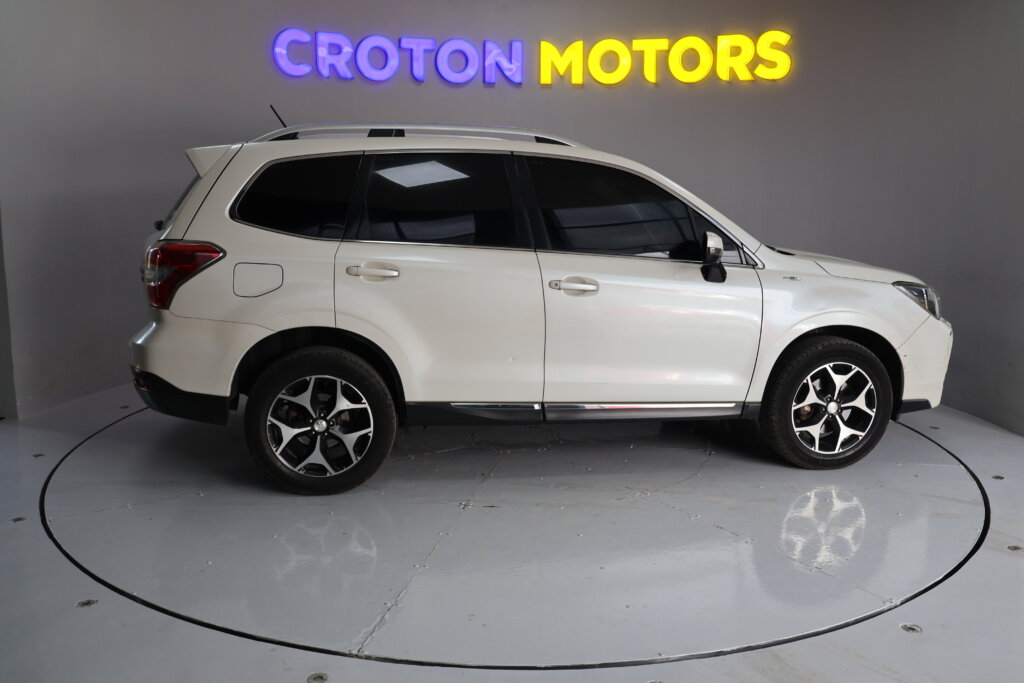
[761,336,893,469]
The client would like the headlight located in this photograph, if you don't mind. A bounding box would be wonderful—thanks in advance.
[894,281,941,319]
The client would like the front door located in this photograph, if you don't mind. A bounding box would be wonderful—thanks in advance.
[521,155,762,411]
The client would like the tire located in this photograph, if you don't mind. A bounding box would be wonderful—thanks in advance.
[244,346,396,494]
[760,336,893,469]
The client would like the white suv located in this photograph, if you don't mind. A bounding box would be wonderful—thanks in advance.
[131,124,953,494]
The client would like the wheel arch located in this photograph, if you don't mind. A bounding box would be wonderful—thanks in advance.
[232,327,407,419]
[762,326,904,418]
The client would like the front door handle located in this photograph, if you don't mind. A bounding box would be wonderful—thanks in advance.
[346,266,399,278]
[549,279,598,292]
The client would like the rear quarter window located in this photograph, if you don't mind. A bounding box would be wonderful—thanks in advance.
[233,154,361,238]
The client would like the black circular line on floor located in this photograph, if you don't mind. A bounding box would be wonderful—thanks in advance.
[39,413,991,671]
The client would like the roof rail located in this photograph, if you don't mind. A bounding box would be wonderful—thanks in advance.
[250,123,582,147]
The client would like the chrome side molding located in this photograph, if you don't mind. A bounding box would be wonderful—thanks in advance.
[545,402,741,422]
[405,402,542,425]
[450,403,542,411]
[405,401,743,425]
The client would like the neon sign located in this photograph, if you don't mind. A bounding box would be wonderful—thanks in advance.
[273,30,791,85]
[274,30,524,85]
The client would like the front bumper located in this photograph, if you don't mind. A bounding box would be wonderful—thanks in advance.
[132,369,230,425]
[898,314,954,411]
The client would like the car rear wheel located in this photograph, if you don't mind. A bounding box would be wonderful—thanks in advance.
[244,347,396,494]
[761,336,893,469]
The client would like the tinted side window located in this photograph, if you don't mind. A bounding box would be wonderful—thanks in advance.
[358,153,519,248]
[526,156,743,263]
[234,155,360,238]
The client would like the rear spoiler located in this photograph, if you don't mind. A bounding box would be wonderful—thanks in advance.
[185,145,234,176]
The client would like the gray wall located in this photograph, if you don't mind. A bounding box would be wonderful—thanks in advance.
[0,209,16,419]
[1,0,1022,433]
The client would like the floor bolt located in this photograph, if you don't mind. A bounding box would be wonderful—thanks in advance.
[76,599,97,608]
[306,674,328,683]
[900,623,922,633]
[1008,545,1023,552]
[992,475,1005,480]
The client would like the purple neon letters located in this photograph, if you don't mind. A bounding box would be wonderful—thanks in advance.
[273,29,523,85]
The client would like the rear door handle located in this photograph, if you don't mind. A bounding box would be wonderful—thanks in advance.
[549,279,598,292]
[346,266,399,278]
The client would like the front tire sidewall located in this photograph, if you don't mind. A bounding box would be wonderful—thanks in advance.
[767,340,892,469]
[244,348,396,494]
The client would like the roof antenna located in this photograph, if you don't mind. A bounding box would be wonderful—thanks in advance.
[269,104,287,128]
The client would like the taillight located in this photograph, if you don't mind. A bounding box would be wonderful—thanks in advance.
[142,240,224,308]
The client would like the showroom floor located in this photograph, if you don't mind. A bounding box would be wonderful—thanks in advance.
[2,385,1021,682]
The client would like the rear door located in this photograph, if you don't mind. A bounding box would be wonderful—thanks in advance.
[520,154,763,412]
[335,152,545,407]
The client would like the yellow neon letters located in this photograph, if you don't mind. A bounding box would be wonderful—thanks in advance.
[668,36,714,83]
[716,34,756,81]
[539,40,584,85]
[539,31,791,86]
[753,30,792,80]
[631,38,669,83]
[588,39,632,84]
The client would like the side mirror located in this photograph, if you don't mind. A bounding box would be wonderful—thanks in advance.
[703,232,723,265]
[701,231,727,283]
